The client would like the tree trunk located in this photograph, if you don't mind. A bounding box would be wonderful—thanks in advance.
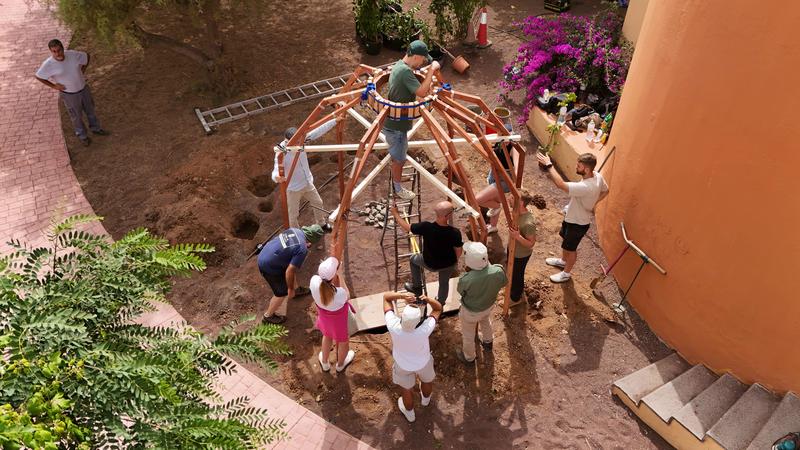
[131,22,215,69]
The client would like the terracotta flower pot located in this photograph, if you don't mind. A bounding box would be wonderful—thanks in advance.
[452,55,470,73]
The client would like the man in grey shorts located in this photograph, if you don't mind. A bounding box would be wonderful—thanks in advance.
[383,40,441,200]
[35,39,107,147]
[383,291,442,423]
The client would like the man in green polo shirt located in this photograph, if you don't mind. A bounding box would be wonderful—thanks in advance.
[384,40,441,200]
[455,241,507,364]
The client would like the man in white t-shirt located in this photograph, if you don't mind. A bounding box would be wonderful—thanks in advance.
[537,152,609,283]
[383,291,443,423]
[34,39,107,147]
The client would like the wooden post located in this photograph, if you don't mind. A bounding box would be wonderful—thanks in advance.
[447,90,510,134]
[331,107,388,260]
[277,151,290,229]
[336,120,345,199]
[420,107,485,242]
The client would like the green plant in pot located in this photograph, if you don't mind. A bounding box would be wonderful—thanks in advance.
[380,4,428,52]
[453,0,486,41]
[428,0,456,44]
[354,0,383,55]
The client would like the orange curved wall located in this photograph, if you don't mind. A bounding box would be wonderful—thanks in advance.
[598,0,800,393]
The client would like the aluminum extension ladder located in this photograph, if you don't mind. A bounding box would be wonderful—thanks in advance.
[380,165,424,292]
[194,63,393,134]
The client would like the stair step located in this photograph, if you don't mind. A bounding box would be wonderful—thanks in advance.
[613,353,692,404]
[746,392,800,450]
[640,364,718,422]
[707,384,781,450]
[672,373,748,440]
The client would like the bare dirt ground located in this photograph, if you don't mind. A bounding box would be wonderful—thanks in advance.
[67,0,672,448]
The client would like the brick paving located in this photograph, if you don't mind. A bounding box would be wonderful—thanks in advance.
[0,1,373,448]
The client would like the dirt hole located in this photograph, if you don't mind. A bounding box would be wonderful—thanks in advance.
[247,175,276,197]
[231,212,260,240]
[258,199,274,213]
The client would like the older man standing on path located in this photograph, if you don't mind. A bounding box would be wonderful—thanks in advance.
[383,40,440,200]
[390,200,463,304]
[383,291,443,423]
[455,241,507,364]
[536,152,609,283]
[34,39,107,147]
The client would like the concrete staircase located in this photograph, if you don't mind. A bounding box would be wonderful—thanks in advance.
[612,353,800,449]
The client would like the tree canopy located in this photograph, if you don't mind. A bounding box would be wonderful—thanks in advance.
[40,0,227,68]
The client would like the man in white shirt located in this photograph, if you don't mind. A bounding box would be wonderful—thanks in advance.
[537,152,609,283]
[34,39,107,147]
[383,291,442,423]
[272,116,340,228]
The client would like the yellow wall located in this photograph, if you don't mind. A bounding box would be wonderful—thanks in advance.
[622,0,650,45]
[598,0,800,393]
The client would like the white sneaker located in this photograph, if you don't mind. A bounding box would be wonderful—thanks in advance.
[420,390,431,407]
[545,257,566,268]
[487,207,501,217]
[318,352,330,372]
[486,224,498,234]
[394,187,416,201]
[397,397,416,422]
[550,271,572,283]
[336,350,355,372]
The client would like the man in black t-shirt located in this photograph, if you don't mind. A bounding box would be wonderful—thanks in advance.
[391,201,463,304]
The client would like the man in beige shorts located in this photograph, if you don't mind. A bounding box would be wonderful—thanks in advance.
[383,291,443,423]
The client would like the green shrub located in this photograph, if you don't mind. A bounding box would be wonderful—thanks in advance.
[0,215,290,449]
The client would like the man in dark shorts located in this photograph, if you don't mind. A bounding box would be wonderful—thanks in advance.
[390,201,463,303]
[537,152,609,283]
[383,40,441,200]
[258,224,327,324]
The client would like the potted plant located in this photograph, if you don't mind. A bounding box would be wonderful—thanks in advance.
[380,4,428,52]
[428,0,456,44]
[537,122,562,170]
[354,0,383,55]
[452,0,485,41]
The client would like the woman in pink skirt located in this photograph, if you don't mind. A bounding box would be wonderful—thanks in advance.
[310,257,356,372]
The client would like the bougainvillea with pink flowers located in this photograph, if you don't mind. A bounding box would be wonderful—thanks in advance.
[501,9,633,122]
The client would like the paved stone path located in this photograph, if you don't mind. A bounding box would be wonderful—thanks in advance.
[0,2,373,448]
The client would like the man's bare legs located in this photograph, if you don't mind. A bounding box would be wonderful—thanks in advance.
[264,295,287,317]
[563,249,577,274]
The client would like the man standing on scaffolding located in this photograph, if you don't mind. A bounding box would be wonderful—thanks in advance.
[272,110,342,228]
[391,201,463,304]
[383,40,440,200]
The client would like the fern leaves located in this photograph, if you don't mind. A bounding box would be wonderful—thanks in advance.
[0,215,285,448]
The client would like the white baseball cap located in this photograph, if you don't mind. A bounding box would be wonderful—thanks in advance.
[317,257,339,281]
[464,241,489,270]
[401,304,422,331]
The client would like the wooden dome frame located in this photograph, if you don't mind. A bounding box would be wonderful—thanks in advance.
[276,63,528,315]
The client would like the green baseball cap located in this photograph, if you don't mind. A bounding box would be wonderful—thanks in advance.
[407,40,432,64]
[301,224,325,243]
